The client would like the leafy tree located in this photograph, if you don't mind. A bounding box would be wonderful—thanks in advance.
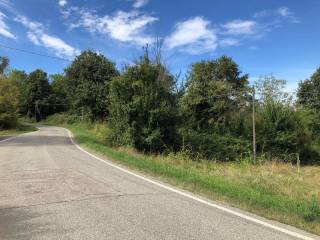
[255,74,291,104]
[7,70,28,113]
[256,99,311,162]
[108,52,179,152]
[50,74,69,113]
[65,50,119,119]
[50,74,68,97]
[181,56,250,134]
[297,67,320,111]
[25,69,53,121]
[0,77,20,129]
[0,56,9,75]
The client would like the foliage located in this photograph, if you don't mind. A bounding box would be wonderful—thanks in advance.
[180,56,249,133]
[256,99,311,162]
[24,69,53,121]
[65,50,119,120]
[0,77,20,129]
[181,129,250,161]
[255,74,291,104]
[108,52,179,152]
[7,70,28,113]
[297,67,320,111]
[179,56,251,160]
[50,74,69,113]
[0,56,9,75]
[50,74,68,97]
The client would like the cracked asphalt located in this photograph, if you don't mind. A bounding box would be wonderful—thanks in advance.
[0,126,318,240]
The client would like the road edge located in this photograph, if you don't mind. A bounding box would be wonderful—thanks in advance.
[65,127,317,240]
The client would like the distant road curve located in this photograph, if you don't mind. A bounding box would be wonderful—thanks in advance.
[0,126,318,240]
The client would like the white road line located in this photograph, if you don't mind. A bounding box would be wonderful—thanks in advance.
[66,128,315,240]
[0,128,40,144]
[0,136,17,143]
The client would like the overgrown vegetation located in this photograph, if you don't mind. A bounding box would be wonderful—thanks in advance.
[1,47,320,163]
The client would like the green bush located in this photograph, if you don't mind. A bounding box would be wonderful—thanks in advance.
[108,52,179,153]
[181,130,250,161]
[0,78,20,129]
[256,99,314,163]
[45,113,82,125]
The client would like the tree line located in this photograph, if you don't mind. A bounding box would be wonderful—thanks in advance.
[1,50,320,164]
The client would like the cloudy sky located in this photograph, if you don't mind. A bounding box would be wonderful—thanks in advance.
[0,0,319,90]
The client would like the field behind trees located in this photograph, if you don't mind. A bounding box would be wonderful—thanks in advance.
[1,48,320,233]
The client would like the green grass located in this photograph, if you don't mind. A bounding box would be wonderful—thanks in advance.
[0,123,37,137]
[44,116,320,235]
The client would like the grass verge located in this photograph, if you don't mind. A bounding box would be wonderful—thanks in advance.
[46,118,320,235]
[0,123,37,137]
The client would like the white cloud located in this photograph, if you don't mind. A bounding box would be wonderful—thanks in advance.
[132,0,149,8]
[165,17,217,54]
[15,16,80,59]
[254,6,299,24]
[58,0,67,7]
[70,10,157,46]
[0,12,15,39]
[277,7,291,18]
[0,0,13,11]
[219,38,239,47]
[222,20,257,35]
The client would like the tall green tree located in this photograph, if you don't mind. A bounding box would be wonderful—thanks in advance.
[7,70,28,114]
[255,74,291,104]
[50,74,68,97]
[181,56,249,133]
[0,77,20,129]
[297,67,320,111]
[108,52,179,152]
[0,56,9,75]
[65,50,119,120]
[25,69,52,121]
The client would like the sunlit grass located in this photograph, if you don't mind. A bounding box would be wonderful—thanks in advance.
[0,123,37,137]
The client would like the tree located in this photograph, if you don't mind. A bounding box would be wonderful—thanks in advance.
[297,67,320,111]
[255,74,291,104]
[7,70,28,114]
[51,74,68,97]
[0,77,20,129]
[0,56,9,75]
[65,50,119,120]
[108,51,179,152]
[181,56,250,133]
[25,69,52,121]
[50,74,69,113]
[256,99,311,162]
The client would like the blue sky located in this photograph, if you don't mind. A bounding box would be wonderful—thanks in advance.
[0,0,319,90]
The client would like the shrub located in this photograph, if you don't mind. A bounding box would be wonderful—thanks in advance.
[181,129,250,161]
[108,52,179,153]
[0,78,20,129]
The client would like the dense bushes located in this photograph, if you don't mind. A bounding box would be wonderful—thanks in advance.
[256,100,311,161]
[65,50,119,120]
[2,50,320,164]
[0,78,20,129]
[108,53,179,152]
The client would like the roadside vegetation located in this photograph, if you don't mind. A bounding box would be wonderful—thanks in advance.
[44,116,320,234]
[1,46,320,233]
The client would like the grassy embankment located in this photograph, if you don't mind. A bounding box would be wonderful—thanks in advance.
[45,114,320,235]
[0,123,37,138]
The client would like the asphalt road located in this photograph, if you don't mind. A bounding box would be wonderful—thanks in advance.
[0,126,318,240]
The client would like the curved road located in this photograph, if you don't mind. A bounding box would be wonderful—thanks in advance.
[0,126,318,240]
